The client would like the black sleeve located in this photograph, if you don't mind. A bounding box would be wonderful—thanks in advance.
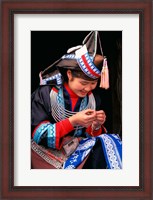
[31,86,52,133]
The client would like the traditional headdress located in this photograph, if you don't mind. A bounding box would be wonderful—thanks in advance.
[40,31,109,89]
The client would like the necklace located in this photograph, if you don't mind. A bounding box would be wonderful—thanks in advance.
[50,86,96,129]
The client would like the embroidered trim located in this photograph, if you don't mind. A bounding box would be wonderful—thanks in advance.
[32,120,50,138]
[99,134,122,169]
[77,53,101,79]
[47,124,56,148]
[33,121,56,148]
[63,137,96,169]
[41,73,62,85]
[31,140,66,169]
[62,44,101,80]
[33,122,50,143]
[62,54,75,59]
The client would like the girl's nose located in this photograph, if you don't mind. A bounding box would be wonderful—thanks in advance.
[84,85,92,92]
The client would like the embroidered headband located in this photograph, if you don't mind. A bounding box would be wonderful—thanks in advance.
[62,45,101,79]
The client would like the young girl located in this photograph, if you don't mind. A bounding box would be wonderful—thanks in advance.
[31,31,122,169]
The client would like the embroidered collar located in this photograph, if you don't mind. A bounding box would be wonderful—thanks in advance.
[64,83,79,98]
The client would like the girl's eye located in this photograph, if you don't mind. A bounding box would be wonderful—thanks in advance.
[90,82,97,86]
[80,82,97,86]
[80,82,87,85]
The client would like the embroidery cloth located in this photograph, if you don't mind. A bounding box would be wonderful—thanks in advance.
[63,134,122,169]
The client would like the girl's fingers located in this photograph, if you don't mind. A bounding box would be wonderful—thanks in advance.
[96,110,105,114]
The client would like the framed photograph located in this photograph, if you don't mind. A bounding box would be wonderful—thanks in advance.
[1,0,152,199]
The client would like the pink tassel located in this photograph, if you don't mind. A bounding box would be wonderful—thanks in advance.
[100,58,109,89]
[39,71,43,85]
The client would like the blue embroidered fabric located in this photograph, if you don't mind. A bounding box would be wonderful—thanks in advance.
[98,134,122,169]
[33,122,50,144]
[63,134,122,169]
[33,122,56,148]
[63,137,96,169]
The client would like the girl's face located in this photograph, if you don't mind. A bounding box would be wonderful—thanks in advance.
[67,70,98,97]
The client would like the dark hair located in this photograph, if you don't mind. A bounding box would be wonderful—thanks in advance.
[71,70,99,81]
[58,68,68,82]
[59,68,99,83]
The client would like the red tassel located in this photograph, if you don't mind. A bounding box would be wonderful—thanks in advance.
[100,58,109,89]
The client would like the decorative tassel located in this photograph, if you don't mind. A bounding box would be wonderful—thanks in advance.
[100,58,109,89]
[39,71,43,85]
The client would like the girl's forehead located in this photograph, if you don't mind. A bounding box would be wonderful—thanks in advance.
[74,77,98,84]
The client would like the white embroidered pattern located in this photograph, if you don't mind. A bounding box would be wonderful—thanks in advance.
[101,134,122,169]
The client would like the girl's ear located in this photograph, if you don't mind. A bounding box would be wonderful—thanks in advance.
[67,70,73,81]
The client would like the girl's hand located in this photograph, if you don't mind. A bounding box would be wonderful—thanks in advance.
[92,110,106,130]
[69,109,96,128]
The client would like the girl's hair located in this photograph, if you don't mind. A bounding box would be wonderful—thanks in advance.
[59,68,99,82]
[70,70,98,81]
